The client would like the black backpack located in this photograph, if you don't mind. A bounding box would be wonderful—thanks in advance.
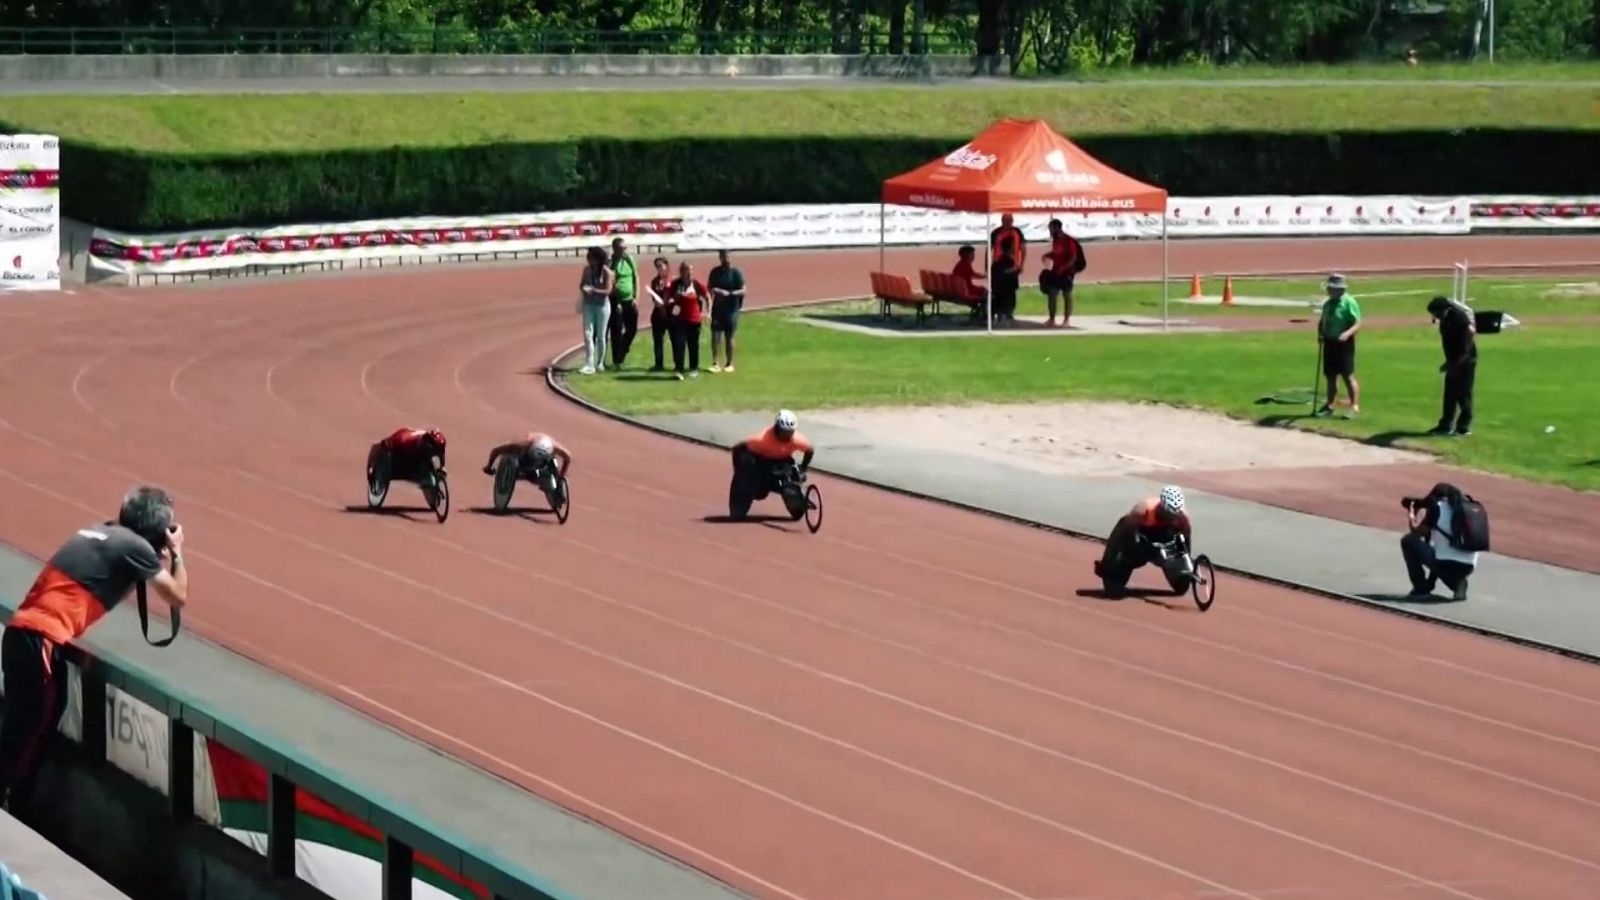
[1451,494,1491,553]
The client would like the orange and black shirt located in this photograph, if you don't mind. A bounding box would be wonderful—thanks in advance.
[9,522,163,645]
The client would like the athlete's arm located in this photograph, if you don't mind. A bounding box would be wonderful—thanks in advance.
[483,441,525,472]
[794,434,815,470]
[1178,513,1193,547]
[551,443,573,476]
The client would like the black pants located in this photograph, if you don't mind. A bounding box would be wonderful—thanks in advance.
[1439,360,1476,433]
[670,321,701,373]
[609,299,639,367]
[1401,532,1473,595]
[0,626,69,814]
[650,308,669,369]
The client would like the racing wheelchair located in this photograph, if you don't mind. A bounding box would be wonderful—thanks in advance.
[1094,531,1215,612]
[491,454,570,523]
[367,448,449,523]
[727,452,822,533]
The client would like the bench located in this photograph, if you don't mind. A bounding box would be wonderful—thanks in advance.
[870,271,934,324]
[918,269,986,319]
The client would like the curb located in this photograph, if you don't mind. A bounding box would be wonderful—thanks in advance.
[544,343,1600,669]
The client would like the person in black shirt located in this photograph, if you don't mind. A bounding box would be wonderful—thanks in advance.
[1426,296,1477,437]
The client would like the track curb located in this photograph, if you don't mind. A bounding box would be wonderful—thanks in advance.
[544,340,1600,669]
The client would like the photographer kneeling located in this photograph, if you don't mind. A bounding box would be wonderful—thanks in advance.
[1401,483,1479,602]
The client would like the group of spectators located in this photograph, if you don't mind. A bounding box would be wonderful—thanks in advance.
[945,214,1086,328]
[576,238,747,380]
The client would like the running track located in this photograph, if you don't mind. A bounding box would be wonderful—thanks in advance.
[3,235,1600,900]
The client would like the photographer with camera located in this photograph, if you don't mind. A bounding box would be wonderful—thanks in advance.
[1401,482,1480,602]
[1,486,189,815]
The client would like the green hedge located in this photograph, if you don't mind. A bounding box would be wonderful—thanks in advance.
[54,128,1600,232]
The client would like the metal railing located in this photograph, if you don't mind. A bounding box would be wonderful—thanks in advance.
[0,26,971,56]
[0,606,575,900]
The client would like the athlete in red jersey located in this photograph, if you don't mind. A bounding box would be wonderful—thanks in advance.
[367,428,447,483]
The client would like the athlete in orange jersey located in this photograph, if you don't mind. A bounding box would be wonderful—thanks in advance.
[734,409,814,471]
[1096,485,1193,591]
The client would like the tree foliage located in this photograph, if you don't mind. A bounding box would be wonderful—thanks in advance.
[4,0,1595,66]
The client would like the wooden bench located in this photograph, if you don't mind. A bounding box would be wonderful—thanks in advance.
[918,269,985,319]
[870,271,934,324]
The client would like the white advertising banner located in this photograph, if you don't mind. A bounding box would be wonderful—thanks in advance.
[0,134,61,292]
[675,195,1473,251]
[88,208,686,279]
[80,192,1585,280]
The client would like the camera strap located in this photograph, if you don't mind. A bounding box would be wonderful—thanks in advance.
[135,580,181,647]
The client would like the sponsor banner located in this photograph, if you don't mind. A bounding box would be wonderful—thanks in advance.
[675,195,1474,250]
[36,665,483,900]
[87,209,685,278]
[1470,196,1600,229]
[0,133,61,292]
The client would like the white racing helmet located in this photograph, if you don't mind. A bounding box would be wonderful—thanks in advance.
[1159,485,1185,518]
[774,409,798,435]
[529,435,555,463]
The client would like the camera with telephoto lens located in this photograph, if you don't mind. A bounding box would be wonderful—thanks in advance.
[1401,496,1427,512]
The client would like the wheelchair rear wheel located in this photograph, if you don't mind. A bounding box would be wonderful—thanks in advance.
[492,457,518,512]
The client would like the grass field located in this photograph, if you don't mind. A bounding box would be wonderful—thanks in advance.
[568,276,1600,491]
[2,79,1597,152]
[1059,60,1600,82]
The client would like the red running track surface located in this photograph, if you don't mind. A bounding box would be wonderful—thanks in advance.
[3,236,1600,900]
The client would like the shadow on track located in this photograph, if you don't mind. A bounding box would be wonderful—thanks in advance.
[341,504,431,522]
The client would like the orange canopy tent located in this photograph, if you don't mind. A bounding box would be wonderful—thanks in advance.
[879,118,1172,329]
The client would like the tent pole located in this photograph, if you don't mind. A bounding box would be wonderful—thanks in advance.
[1161,209,1170,332]
[878,202,886,274]
[985,212,993,334]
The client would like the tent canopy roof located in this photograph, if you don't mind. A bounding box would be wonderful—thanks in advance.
[881,118,1167,215]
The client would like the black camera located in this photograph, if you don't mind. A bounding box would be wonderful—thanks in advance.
[1401,496,1427,511]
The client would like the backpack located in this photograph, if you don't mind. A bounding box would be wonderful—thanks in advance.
[1450,494,1491,553]
[1071,238,1087,274]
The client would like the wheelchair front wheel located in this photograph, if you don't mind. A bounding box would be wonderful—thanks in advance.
[546,473,571,524]
[367,454,391,508]
[426,472,450,523]
[1191,554,1216,612]
[803,484,823,533]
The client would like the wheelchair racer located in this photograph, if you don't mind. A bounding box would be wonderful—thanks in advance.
[731,410,814,496]
[367,428,447,483]
[482,433,571,482]
[1096,485,1194,587]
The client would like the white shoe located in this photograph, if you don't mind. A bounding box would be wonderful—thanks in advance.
[710,364,722,373]
[579,366,595,375]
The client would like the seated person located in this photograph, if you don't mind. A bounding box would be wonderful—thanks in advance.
[1096,486,1193,590]
[951,245,986,300]
[368,428,446,482]
[482,433,572,484]
[1401,482,1478,601]
[731,409,814,495]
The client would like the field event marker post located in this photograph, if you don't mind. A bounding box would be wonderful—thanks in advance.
[1161,211,1170,331]
[168,717,194,820]
[267,773,296,877]
[383,835,413,900]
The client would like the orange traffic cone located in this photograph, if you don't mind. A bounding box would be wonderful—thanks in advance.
[1189,273,1203,299]
[1222,276,1235,305]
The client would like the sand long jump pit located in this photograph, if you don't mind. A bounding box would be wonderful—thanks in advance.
[802,400,1430,478]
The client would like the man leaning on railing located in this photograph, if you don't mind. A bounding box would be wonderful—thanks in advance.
[0,486,189,818]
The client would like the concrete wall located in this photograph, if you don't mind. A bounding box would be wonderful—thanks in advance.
[0,52,1007,81]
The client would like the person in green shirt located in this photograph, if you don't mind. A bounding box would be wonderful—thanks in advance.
[1316,273,1362,417]
[607,237,640,369]
[707,249,747,373]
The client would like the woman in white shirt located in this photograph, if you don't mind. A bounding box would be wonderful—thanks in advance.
[1402,483,1479,601]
